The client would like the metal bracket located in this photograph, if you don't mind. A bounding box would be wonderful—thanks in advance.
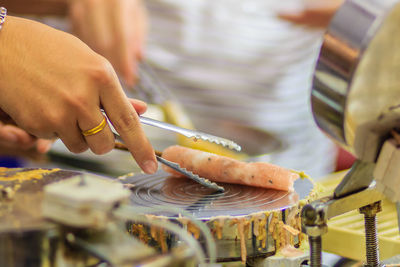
[302,186,384,267]
[334,160,375,199]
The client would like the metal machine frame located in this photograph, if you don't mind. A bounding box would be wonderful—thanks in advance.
[303,0,400,266]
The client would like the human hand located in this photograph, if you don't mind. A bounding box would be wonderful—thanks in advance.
[279,0,343,28]
[0,16,157,174]
[0,107,53,153]
[0,121,53,153]
[68,0,147,86]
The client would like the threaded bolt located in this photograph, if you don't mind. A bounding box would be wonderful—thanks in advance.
[359,201,381,267]
[364,214,379,267]
[309,236,322,267]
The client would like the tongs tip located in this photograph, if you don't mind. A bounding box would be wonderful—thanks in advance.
[195,135,241,152]
[156,155,225,192]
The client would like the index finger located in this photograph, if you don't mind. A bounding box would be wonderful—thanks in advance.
[100,74,157,174]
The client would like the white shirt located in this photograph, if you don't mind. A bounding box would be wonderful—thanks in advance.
[144,0,337,178]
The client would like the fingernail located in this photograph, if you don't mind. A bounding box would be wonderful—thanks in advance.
[143,160,158,174]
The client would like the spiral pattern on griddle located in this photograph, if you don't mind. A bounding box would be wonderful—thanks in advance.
[125,170,313,220]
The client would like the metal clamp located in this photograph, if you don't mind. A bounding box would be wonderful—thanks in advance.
[301,186,384,267]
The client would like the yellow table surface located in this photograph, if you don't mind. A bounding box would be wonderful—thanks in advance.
[320,171,400,261]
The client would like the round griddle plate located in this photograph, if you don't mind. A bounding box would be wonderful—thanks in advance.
[125,170,314,220]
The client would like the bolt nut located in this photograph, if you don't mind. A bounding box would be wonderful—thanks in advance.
[302,204,317,221]
[359,201,382,216]
[302,224,328,237]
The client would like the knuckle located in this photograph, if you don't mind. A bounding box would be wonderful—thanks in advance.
[111,111,139,133]
[90,141,114,155]
[66,141,88,154]
[46,111,64,129]
[63,91,91,113]
[45,112,73,137]
[88,58,116,88]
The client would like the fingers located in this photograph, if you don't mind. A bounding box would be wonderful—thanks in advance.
[0,121,54,153]
[116,46,137,87]
[82,0,111,53]
[69,0,145,86]
[135,0,148,59]
[278,11,335,28]
[68,1,85,38]
[0,124,37,149]
[78,111,115,155]
[61,98,147,156]
[57,117,89,154]
[278,1,341,28]
[129,98,147,115]
[99,72,157,174]
[36,139,54,154]
[113,1,138,86]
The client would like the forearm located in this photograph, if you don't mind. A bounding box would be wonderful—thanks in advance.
[2,0,69,16]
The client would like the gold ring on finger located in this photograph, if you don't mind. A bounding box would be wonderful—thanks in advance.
[82,117,107,137]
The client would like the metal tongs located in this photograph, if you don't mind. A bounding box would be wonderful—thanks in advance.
[104,116,237,192]
[134,117,239,192]
[111,116,240,192]
[114,142,225,192]
[111,64,242,191]
[139,116,241,152]
[134,120,239,192]
[106,113,241,153]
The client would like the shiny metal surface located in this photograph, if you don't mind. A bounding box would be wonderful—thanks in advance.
[126,170,313,261]
[303,185,383,223]
[311,0,400,160]
[305,1,400,264]
[103,106,242,152]
[139,116,242,152]
[333,160,375,198]
[126,170,313,220]
[155,156,225,192]
[301,186,384,267]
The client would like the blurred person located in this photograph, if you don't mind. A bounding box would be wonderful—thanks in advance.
[142,0,344,178]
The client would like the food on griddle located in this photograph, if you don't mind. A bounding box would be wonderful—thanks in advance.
[161,145,299,191]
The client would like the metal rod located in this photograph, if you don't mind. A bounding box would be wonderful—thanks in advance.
[364,214,379,267]
[359,202,381,267]
[309,236,322,267]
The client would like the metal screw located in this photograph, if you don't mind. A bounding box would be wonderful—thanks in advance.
[364,215,379,267]
[309,236,322,267]
[302,204,327,267]
[359,201,382,267]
